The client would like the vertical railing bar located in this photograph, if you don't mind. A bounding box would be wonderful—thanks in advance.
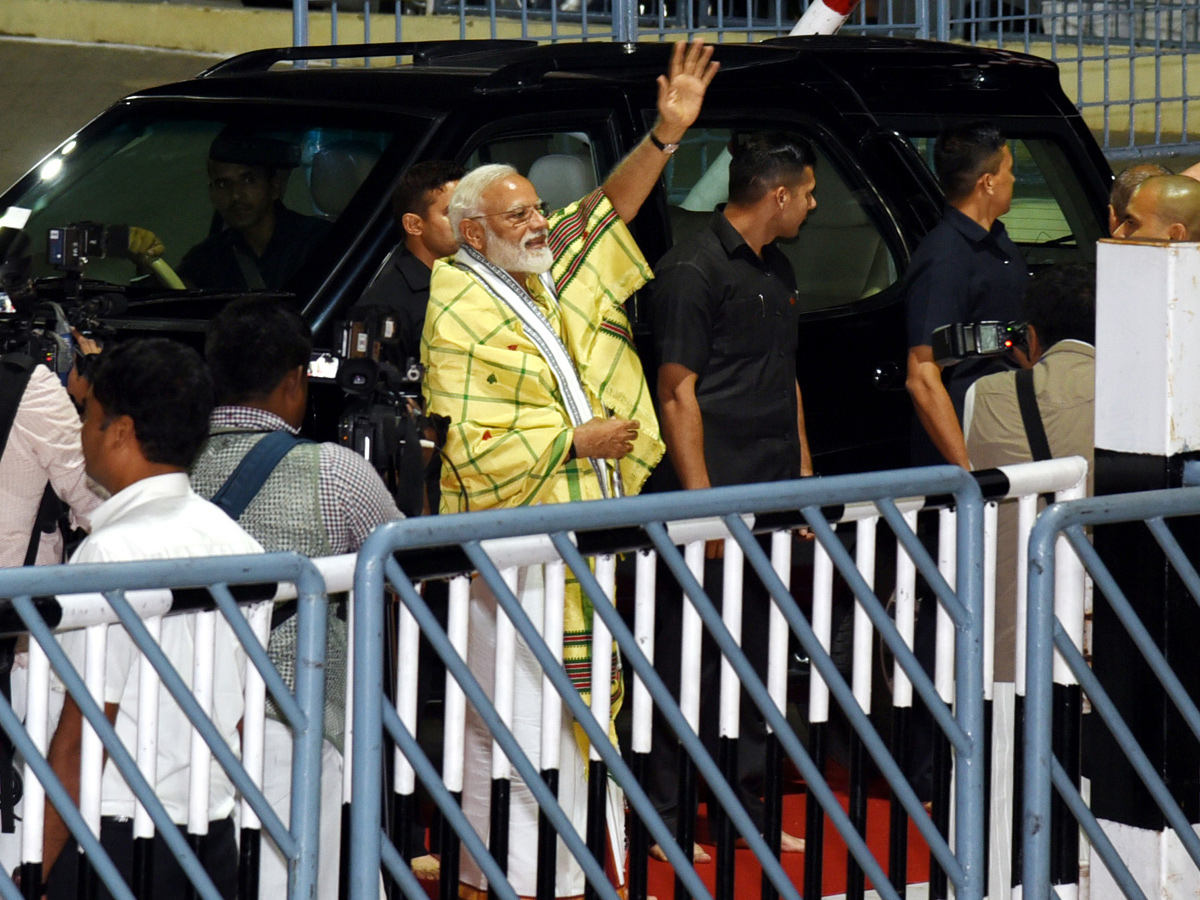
[715,535,744,900]
[133,613,163,897]
[187,610,218,861]
[1048,758,1149,900]
[20,635,49,891]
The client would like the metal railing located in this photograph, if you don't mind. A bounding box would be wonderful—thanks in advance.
[0,552,335,900]
[1023,486,1200,900]
[349,460,1089,900]
[292,0,1196,156]
[0,457,1096,900]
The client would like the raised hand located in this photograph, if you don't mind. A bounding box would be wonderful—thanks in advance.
[654,39,720,142]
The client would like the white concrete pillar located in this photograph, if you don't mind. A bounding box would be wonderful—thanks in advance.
[1090,238,1200,900]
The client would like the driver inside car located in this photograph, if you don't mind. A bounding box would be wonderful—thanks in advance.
[128,127,329,292]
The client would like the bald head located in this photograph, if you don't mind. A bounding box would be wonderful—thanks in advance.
[1109,163,1171,235]
[1115,175,1200,242]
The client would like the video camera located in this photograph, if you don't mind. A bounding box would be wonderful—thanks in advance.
[931,320,1029,367]
[310,308,446,517]
[0,225,128,380]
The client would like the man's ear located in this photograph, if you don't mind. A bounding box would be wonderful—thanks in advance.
[1025,324,1044,366]
[283,364,307,397]
[1108,205,1120,235]
[105,413,136,450]
[401,212,424,239]
[460,218,486,253]
[1168,222,1189,241]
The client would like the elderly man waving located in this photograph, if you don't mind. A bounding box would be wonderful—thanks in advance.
[422,39,717,900]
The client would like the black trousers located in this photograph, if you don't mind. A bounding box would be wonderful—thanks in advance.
[46,815,237,900]
[645,549,774,835]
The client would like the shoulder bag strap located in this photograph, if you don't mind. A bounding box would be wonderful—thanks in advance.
[1015,367,1053,462]
[211,430,312,520]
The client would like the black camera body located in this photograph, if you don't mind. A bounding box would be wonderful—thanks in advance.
[320,316,445,517]
[932,320,1029,366]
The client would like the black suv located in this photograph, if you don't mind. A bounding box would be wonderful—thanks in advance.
[0,37,1110,473]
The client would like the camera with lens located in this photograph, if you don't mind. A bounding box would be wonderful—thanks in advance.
[931,320,1029,367]
[0,226,127,381]
[317,309,446,517]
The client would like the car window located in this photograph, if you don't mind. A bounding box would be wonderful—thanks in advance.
[905,135,1101,266]
[0,112,414,291]
[660,127,900,314]
[464,132,601,213]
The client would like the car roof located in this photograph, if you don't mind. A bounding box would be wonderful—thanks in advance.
[126,36,1063,117]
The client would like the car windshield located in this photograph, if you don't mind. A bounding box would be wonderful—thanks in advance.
[0,107,417,294]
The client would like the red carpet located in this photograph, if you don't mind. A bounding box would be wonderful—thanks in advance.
[418,766,932,899]
[643,783,932,899]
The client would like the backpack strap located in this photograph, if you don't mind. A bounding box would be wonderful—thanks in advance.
[1015,368,1052,463]
[211,430,313,520]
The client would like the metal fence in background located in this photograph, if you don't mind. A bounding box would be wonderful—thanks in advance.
[295,0,1198,157]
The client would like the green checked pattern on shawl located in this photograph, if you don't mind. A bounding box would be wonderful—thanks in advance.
[423,188,663,513]
[423,189,663,751]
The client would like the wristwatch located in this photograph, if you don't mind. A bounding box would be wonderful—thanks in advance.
[649,130,680,155]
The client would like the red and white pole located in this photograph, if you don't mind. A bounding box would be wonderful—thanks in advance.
[789,0,861,35]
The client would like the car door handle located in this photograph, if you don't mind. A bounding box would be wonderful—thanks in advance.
[873,362,906,391]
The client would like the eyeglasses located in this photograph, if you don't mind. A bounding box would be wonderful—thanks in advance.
[466,201,549,227]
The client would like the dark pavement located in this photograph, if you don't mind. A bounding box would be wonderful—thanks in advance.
[0,37,219,188]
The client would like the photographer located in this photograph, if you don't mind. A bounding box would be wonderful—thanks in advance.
[965,263,1096,681]
[0,357,101,569]
[0,348,103,867]
[189,297,400,900]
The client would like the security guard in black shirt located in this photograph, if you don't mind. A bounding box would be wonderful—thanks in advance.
[647,131,816,861]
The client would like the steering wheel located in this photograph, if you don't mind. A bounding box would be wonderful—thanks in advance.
[146,257,186,290]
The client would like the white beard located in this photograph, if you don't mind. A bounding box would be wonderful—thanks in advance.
[485,225,554,275]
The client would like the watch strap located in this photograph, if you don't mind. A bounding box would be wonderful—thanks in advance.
[649,130,680,154]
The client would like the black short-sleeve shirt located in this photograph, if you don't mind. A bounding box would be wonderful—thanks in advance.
[179,205,330,292]
[903,207,1031,462]
[651,211,802,488]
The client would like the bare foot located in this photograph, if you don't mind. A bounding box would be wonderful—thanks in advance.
[411,853,440,881]
[736,831,806,853]
[649,842,712,864]
[780,831,805,853]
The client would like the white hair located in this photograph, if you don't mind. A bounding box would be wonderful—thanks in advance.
[448,163,519,240]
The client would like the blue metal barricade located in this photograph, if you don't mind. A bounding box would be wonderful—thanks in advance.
[350,466,991,900]
[0,552,328,900]
[1023,487,1200,900]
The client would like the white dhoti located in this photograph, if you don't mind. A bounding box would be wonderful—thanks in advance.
[459,567,622,899]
